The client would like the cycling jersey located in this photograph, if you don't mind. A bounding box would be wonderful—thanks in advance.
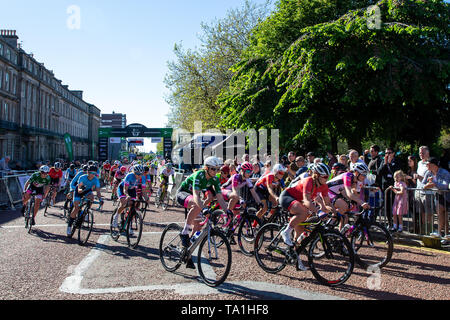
[27,172,51,189]
[326,172,354,200]
[160,168,174,181]
[122,173,145,189]
[110,164,119,173]
[66,168,77,180]
[255,173,282,190]
[103,163,111,171]
[221,173,253,191]
[74,174,100,201]
[179,169,221,195]
[114,170,127,180]
[285,176,329,201]
[49,168,63,180]
[70,171,86,191]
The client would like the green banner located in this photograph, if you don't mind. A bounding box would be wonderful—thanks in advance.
[64,133,74,162]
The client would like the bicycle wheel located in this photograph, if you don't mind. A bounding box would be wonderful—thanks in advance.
[351,222,393,270]
[308,229,354,287]
[159,223,184,272]
[25,198,34,233]
[78,209,94,246]
[43,194,50,217]
[127,211,143,249]
[197,228,232,287]
[237,214,261,256]
[110,208,121,241]
[253,223,288,274]
[140,203,148,220]
[161,192,170,211]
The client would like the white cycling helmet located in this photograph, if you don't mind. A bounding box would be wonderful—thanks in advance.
[352,162,369,175]
[312,163,331,176]
[39,165,50,173]
[272,163,287,174]
[133,164,144,174]
[204,156,222,168]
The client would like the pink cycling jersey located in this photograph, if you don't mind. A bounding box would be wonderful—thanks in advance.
[326,172,354,200]
[221,173,253,191]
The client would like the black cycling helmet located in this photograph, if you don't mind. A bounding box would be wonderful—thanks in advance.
[82,164,89,171]
[69,164,76,169]
[88,165,98,173]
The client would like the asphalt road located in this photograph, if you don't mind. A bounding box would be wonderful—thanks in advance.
[0,186,449,301]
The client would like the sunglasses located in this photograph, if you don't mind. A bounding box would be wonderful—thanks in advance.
[320,175,329,179]
[244,169,253,174]
[88,171,96,175]
[208,167,219,172]
[276,171,285,175]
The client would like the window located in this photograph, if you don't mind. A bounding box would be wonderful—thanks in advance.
[4,102,8,121]
[5,72,9,92]
[5,48,10,61]
[0,43,3,55]
[0,69,2,90]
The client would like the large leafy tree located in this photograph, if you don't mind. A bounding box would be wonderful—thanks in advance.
[218,0,449,153]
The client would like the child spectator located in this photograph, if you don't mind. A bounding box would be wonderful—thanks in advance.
[389,170,408,232]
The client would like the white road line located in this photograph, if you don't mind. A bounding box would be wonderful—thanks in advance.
[59,233,344,299]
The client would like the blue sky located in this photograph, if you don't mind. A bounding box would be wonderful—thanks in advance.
[0,0,271,130]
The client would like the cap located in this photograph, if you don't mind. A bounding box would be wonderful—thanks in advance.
[426,157,440,166]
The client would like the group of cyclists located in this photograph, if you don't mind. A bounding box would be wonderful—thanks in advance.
[21,158,176,237]
[175,156,373,271]
[21,154,374,272]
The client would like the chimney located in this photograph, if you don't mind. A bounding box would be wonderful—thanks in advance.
[0,30,19,48]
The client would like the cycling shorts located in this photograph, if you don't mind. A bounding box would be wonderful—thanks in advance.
[118,184,137,200]
[26,185,45,199]
[279,189,300,211]
[176,190,193,209]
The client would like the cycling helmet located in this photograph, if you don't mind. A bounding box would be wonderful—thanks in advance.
[312,163,331,176]
[88,165,98,173]
[114,160,120,165]
[204,156,222,168]
[39,165,50,173]
[332,163,347,172]
[133,164,144,174]
[82,164,89,171]
[120,166,127,172]
[272,164,287,174]
[69,164,76,170]
[352,162,369,175]
[54,162,62,169]
[104,160,110,164]
[220,165,230,175]
[240,162,254,172]
[166,163,173,170]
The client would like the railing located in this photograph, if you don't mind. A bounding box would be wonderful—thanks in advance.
[381,187,449,238]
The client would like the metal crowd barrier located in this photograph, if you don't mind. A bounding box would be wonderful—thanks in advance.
[0,174,28,210]
[383,187,449,237]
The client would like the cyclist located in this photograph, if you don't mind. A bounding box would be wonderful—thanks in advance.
[254,163,287,225]
[102,160,111,184]
[327,162,371,228]
[176,156,228,268]
[217,165,231,185]
[66,165,103,236]
[111,165,127,200]
[46,162,63,206]
[65,165,88,212]
[109,161,120,186]
[279,163,334,261]
[113,164,145,231]
[64,164,77,193]
[157,163,175,203]
[329,162,348,180]
[21,166,51,225]
[221,162,262,215]
[142,166,153,202]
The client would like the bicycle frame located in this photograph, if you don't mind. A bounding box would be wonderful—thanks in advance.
[185,214,219,261]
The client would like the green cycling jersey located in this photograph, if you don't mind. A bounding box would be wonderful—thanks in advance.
[179,169,221,194]
[27,172,51,188]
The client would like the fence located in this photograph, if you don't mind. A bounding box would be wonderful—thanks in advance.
[0,171,69,210]
[382,187,449,237]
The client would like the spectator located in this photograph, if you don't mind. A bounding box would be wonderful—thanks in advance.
[326,151,338,169]
[388,170,408,233]
[405,155,418,188]
[348,149,365,171]
[338,154,349,167]
[367,145,383,188]
[378,147,402,229]
[414,146,433,234]
[422,157,450,241]
[295,156,308,177]
[285,151,298,185]
[263,160,272,175]
[0,155,11,171]
[251,162,262,181]
[306,152,315,166]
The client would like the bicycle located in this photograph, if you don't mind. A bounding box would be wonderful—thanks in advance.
[67,197,95,246]
[331,208,393,270]
[24,192,37,234]
[212,199,262,256]
[110,198,144,249]
[253,214,355,287]
[155,182,171,210]
[159,208,232,287]
[43,185,57,216]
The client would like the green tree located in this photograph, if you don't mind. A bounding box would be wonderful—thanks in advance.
[218,0,449,153]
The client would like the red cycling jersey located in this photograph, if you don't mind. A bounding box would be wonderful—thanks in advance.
[49,168,63,180]
[285,176,329,201]
[255,173,281,190]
